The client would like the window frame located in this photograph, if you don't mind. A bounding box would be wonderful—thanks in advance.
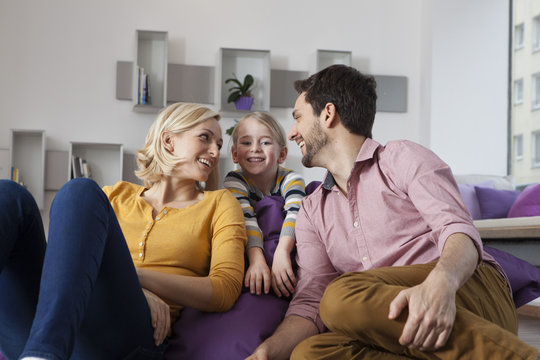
[515,22,524,50]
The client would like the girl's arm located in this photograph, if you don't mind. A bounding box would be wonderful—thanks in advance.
[223,171,265,250]
[278,170,306,240]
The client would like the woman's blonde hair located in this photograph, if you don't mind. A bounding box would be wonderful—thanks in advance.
[135,102,221,190]
[230,111,287,149]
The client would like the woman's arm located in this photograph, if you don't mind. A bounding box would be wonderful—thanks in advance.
[137,268,213,310]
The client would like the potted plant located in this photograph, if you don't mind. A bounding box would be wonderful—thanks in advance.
[225,73,254,110]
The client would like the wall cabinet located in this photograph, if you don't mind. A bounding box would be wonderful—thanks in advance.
[116,40,408,114]
[133,30,168,113]
[316,49,352,72]
[69,142,123,187]
[216,48,271,116]
[9,129,46,210]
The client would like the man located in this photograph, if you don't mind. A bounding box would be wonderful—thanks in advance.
[246,65,538,359]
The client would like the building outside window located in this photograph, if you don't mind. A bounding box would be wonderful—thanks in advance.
[533,131,540,167]
[514,134,524,161]
[515,78,524,104]
[510,1,540,184]
[515,23,524,50]
[535,15,540,51]
[534,74,540,110]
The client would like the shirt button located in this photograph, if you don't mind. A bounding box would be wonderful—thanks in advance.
[163,210,168,214]
[362,256,368,261]
[156,217,161,221]
[353,221,359,228]
[142,233,147,237]
[138,253,143,258]
[139,242,143,246]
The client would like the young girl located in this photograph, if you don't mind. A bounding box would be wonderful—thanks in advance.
[224,112,306,298]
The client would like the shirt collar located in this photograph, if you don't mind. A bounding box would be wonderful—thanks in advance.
[322,137,382,190]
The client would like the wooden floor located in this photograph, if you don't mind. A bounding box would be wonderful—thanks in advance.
[518,313,540,351]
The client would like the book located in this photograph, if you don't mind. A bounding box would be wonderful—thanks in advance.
[72,155,83,178]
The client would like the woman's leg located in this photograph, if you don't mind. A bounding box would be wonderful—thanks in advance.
[0,180,46,359]
[21,178,161,360]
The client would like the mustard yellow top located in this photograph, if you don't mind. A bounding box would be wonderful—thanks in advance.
[102,181,247,322]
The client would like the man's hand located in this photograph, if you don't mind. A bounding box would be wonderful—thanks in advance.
[245,343,270,359]
[142,288,171,346]
[388,270,456,351]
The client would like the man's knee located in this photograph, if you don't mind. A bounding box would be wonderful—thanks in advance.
[290,336,315,360]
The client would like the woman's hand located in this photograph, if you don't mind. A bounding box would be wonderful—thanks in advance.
[245,257,272,295]
[271,247,296,297]
[142,288,171,346]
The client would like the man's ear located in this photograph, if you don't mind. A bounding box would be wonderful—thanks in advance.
[231,146,239,164]
[278,146,288,164]
[161,131,174,153]
[322,102,338,128]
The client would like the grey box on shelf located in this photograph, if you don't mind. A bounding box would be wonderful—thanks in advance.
[270,69,309,108]
[168,64,215,104]
[116,61,133,100]
[45,150,69,190]
[373,75,408,113]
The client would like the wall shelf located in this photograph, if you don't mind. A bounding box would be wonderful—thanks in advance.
[133,30,168,113]
[217,48,271,115]
[316,49,352,72]
[10,129,46,210]
[69,142,123,187]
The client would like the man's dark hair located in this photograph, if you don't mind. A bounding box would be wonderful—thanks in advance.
[294,65,377,138]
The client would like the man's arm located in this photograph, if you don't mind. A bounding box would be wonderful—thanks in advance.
[388,232,478,351]
[245,315,318,360]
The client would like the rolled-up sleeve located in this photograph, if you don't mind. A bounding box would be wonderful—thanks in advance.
[394,142,484,262]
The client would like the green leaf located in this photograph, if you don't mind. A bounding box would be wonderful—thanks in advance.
[242,74,254,92]
[227,91,241,103]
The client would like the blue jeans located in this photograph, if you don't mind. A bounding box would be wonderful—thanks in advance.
[0,179,164,360]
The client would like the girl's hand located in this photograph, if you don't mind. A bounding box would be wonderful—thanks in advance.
[271,247,296,297]
[245,258,271,295]
[142,288,170,346]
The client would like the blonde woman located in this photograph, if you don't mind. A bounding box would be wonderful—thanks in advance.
[0,103,246,360]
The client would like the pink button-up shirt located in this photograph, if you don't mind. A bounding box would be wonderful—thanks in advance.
[286,138,504,332]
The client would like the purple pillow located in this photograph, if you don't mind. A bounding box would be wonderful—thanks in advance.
[508,183,540,218]
[484,246,540,308]
[164,195,290,360]
[457,180,494,220]
[475,186,520,219]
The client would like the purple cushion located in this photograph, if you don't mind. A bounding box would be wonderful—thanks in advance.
[508,183,540,218]
[475,186,520,219]
[164,195,291,360]
[484,246,540,308]
[457,181,494,220]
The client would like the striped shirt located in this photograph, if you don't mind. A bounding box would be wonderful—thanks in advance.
[224,166,306,250]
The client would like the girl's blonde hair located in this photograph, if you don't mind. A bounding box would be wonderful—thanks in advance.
[135,102,221,190]
[230,111,287,149]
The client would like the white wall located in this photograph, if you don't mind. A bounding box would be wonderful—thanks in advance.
[429,0,509,175]
[0,0,508,185]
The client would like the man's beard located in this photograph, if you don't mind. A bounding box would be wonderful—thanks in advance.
[301,121,328,168]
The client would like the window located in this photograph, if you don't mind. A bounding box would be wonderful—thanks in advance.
[534,16,540,51]
[514,134,523,161]
[514,78,523,104]
[533,74,540,109]
[515,23,524,50]
[533,132,540,167]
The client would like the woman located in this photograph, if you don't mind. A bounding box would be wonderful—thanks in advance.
[0,103,247,360]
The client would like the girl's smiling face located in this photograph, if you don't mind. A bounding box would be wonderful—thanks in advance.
[232,117,287,179]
